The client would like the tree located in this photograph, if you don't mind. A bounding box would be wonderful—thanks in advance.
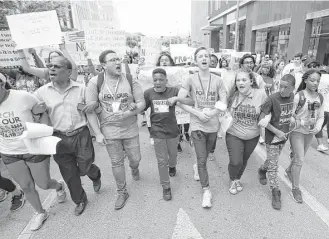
[0,1,72,30]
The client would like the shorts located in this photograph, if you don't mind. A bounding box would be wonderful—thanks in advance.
[0,153,50,165]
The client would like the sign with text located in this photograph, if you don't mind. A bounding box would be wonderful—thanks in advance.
[83,20,126,63]
[0,30,35,68]
[6,10,62,49]
[63,31,87,65]
[141,36,162,65]
[170,44,196,64]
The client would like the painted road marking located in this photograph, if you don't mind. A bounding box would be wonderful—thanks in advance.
[254,145,329,228]
[172,208,203,239]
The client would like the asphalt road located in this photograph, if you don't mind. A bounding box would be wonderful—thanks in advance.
[1,123,329,239]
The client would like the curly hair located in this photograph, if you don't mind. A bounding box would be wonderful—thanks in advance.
[227,68,259,108]
[156,52,175,66]
[219,58,229,68]
[260,64,276,78]
[296,69,322,92]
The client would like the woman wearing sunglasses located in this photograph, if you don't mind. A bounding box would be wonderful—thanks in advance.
[0,72,66,231]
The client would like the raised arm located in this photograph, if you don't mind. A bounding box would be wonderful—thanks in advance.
[18,50,49,80]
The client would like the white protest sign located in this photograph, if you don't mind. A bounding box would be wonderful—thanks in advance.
[6,10,62,50]
[63,31,87,65]
[141,36,162,65]
[83,20,126,63]
[170,44,196,64]
[0,30,35,68]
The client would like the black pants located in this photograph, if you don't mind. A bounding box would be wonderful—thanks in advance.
[54,127,101,205]
[0,172,16,192]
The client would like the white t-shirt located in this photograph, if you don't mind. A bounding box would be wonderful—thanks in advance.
[0,90,38,155]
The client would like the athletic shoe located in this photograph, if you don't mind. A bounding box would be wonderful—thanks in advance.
[229,181,237,195]
[272,188,281,210]
[317,144,329,152]
[201,189,212,208]
[57,181,67,203]
[291,188,303,204]
[30,211,49,231]
[193,164,199,181]
[163,188,172,201]
[207,153,215,161]
[0,189,8,202]
[10,190,25,212]
[169,167,176,177]
[115,192,129,210]
[258,168,268,185]
[259,137,265,144]
[235,180,243,192]
[75,200,88,216]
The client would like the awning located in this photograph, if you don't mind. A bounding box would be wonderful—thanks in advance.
[200,24,221,31]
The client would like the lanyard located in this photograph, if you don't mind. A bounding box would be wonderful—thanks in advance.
[197,73,211,99]
[105,74,120,100]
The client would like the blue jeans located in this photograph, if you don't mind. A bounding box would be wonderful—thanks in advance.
[191,130,217,188]
[106,136,141,193]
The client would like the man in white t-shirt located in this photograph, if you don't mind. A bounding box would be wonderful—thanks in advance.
[282,53,305,76]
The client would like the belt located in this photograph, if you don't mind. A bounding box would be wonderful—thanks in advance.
[54,126,86,137]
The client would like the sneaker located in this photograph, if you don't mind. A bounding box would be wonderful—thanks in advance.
[317,144,329,152]
[150,138,154,146]
[285,169,293,184]
[193,164,199,181]
[74,200,88,216]
[132,168,140,181]
[30,211,49,231]
[0,189,8,202]
[163,188,172,201]
[235,180,243,192]
[177,143,182,153]
[201,189,212,208]
[207,153,215,161]
[272,188,281,210]
[185,133,190,142]
[258,168,268,185]
[10,190,25,212]
[169,167,176,177]
[291,188,303,204]
[229,181,237,195]
[56,181,67,203]
[259,137,265,144]
[115,192,129,210]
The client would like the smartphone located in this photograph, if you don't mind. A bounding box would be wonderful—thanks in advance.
[77,103,86,111]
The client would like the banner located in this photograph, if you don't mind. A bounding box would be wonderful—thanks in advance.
[141,36,162,65]
[0,30,35,68]
[6,10,62,49]
[83,20,126,64]
[170,44,196,65]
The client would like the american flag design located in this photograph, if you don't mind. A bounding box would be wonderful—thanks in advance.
[65,31,85,43]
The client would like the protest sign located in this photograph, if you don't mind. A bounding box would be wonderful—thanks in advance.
[83,20,126,64]
[141,37,162,65]
[63,31,87,65]
[170,44,196,65]
[6,10,62,49]
[0,29,35,68]
[229,51,251,71]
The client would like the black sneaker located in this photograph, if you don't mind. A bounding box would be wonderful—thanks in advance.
[185,133,190,142]
[272,188,281,210]
[75,200,88,216]
[10,190,26,212]
[93,178,101,193]
[258,168,267,185]
[177,143,182,153]
[169,167,176,177]
[163,188,172,201]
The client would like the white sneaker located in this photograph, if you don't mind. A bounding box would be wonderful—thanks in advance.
[193,164,199,181]
[202,189,212,208]
[57,181,67,203]
[229,181,238,195]
[30,211,49,231]
[150,138,154,146]
[235,180,243,192]
[207,153,215,161]
[317,144,328,152]
[259,137,265,144]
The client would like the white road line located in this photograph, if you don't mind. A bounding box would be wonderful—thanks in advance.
[17,190,57,239]
[254,145,329,228]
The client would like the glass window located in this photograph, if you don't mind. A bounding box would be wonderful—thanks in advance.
[228,23,235,49]
[255,29,267,55]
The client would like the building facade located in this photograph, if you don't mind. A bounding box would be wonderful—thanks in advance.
[194,0,329,65]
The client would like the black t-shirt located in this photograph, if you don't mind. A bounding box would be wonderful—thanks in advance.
[144,87,180,139]
[261,92,294,145]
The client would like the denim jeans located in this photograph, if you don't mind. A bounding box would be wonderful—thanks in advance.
[105,135,141,193]
[153,137,178,189]
[288,131,313,188]
[191,130,217,188]
[226,133,259,181]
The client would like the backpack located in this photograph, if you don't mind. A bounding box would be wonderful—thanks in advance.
[96,62,134,102]
[295,90,324,115]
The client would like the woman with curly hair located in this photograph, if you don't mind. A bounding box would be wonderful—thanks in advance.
[219,58,229,70]
[225,68,267,195]
[285,69,324,203]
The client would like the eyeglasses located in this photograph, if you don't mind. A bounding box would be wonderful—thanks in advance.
[47,64,64,69]
[243,61,254,65]
[105,58,122,63]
